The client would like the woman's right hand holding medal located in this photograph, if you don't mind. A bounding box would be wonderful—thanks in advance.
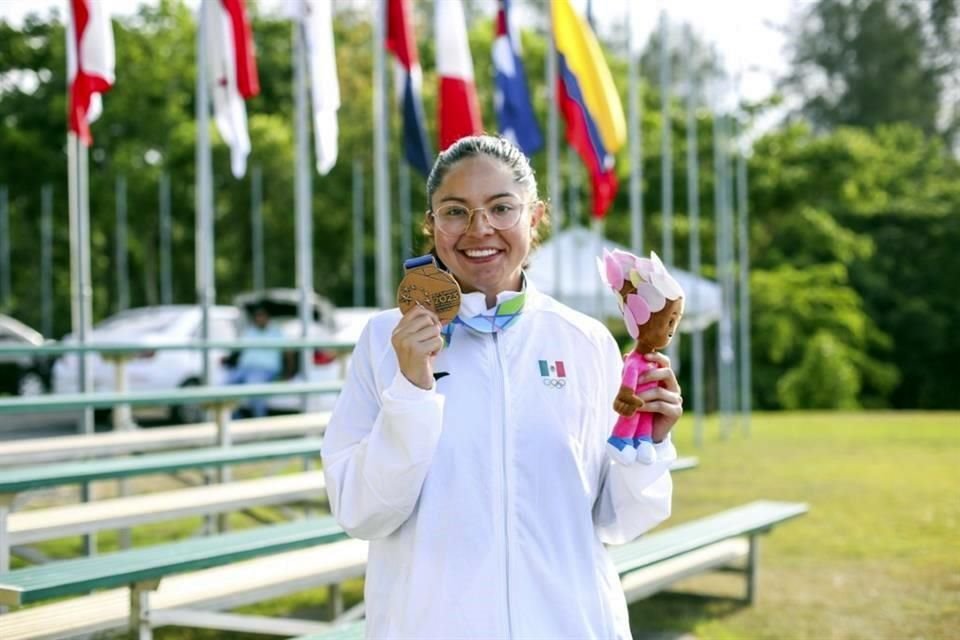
[392,304,444,390]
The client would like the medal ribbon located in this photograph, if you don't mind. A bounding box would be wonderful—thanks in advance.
[440,290,526,346]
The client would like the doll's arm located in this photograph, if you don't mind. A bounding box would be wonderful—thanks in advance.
[613,354,645,417]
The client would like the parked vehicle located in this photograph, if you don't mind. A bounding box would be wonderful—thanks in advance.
[52,305,240,423]
[230,289,343,415]
[0,314,53,396]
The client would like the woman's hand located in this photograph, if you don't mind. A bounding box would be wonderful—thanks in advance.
[636,352,683,442]
[391,305,444,390]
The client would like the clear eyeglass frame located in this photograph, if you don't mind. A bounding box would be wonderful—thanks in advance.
[429,200,535,236]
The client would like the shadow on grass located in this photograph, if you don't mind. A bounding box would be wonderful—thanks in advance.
[629,591,749,638]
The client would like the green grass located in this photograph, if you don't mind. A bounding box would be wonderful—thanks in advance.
[17,412,960,639]
[628,411,960,640]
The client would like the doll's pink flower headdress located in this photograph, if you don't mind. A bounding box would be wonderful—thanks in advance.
[596,249,684,339]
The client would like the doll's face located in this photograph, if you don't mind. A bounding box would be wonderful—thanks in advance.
[635,297,684,353]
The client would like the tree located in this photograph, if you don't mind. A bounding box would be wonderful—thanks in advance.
[782,0,960,145]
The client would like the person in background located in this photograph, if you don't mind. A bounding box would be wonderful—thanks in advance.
[228,303,284,417]
[321,135,683,638]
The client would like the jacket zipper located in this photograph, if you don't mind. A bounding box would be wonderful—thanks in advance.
[493,332,513,638]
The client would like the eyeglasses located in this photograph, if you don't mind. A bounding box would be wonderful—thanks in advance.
[430,200,533,236]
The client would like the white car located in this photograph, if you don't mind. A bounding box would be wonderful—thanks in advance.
[231,290,351,415]
[52,305,240,423]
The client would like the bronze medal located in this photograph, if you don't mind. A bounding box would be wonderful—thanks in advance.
[397,255,462,325]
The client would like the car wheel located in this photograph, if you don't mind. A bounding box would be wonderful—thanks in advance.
[170,378,206,424]
[16,371,47,397]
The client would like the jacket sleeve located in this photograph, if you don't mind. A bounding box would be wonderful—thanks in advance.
[592,332,675,545]
[321,319,445,540]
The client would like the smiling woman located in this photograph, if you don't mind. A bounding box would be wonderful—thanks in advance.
[423,139,545,308]
[321,134,685,638]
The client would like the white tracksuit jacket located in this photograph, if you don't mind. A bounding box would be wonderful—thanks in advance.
[321,284,676,639]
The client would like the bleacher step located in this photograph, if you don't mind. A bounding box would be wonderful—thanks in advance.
[0,539,368,640]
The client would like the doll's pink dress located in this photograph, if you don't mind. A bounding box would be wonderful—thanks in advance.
[607,352,659,464]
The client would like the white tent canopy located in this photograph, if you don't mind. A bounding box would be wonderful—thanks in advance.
[526,226,722,332]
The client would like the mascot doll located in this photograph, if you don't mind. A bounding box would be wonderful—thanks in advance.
[597,249,684,465]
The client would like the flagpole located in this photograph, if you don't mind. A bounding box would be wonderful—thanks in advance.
[353,158,365,306]
[41,184,54,339]
[659,11,679,368]
[713,98,735,439]
[722,111,739,439]
[159,172,173,304]
[659,11,673,267]
[114,174,129,312]
[547,8,562,302]
[196,0,214,386]
[294,18,314,411]
[628,1,643,255]
[373,0,392,309]
[685,26,704,449]
[67,131,96,559]
[67,133,94,437]
[399,160,412,259]
[736,121,752,438]
[251,165,264,291]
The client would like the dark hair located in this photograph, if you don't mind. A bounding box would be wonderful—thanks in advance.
[421,135,550,253]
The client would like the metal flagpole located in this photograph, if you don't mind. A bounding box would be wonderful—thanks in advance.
[712,99,727,437]
[373,0,392,309]
[69,131,96,560]
[547,10,562,302]
[294,19,314,412]
[353,158,365,307]
[399,160,412,260]
[196,0,215,386]
[736,121,752,437]
[713,106,735,439]
[567,148,580,228]
[723,114,739,438]
[659,11,679,368]
[159,172,173,304]
[659,12,673,267]
[41,184,54,339]
[115,175,129,312]
[628,1,643,255]
[0,185,9,311]
[685,26,704,448]
[251,164,264,291]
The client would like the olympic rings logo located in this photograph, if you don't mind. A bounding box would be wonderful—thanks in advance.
[542,378,566,389]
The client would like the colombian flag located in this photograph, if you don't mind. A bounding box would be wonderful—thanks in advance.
[552,0,626,219]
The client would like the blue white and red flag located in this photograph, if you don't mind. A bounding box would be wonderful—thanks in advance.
[492,0,542,155]
[387,0,432,175]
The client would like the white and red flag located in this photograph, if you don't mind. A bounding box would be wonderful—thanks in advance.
[435,0,482,151]
[67,0,115,147]
[205,0,260,178]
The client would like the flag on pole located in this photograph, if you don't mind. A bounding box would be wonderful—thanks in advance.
[206,0,260,178]
[387,0,432,175]
[297,0,340,175]
[436,0,482,151]
[493,0,542,156]
[67,0,115,147]
[552,0,626,219]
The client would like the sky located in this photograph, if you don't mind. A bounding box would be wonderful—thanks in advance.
[0,0,803,104]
